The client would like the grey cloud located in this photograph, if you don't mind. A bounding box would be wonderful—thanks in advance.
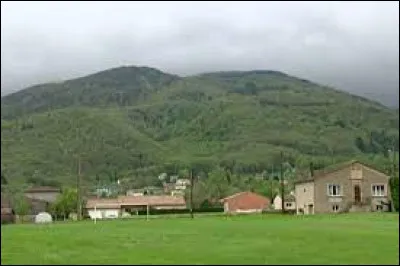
[1,1,399,106]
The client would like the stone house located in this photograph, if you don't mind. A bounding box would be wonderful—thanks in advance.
[294,160,392,214]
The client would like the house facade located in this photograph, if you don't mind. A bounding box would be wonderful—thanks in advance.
[220,191,270,214]
[295,160,392,214]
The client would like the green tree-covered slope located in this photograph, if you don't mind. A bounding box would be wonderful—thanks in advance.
[1,66,398,186]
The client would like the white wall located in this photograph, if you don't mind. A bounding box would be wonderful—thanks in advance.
[284,202,296,210]
[295,182,315,215]
[88,208,120,219]
[235,209,262,214]
[224,202,229,212]
[273,196,282,210]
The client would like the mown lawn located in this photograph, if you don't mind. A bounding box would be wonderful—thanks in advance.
[1,213,398,265]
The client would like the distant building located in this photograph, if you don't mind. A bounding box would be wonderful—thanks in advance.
[119,195,186,211]
[95,187,113,197]
[169,175,179,183]
[24,186,61,215]
[126,186,164,197]
[1,207,15,224]
[175,179,190,190]
[126,190,145,197]
[24,186,61,203]
[171,190,185,197]
[1,195,15,224]
[162,182,175,194]
[220,191,271,214]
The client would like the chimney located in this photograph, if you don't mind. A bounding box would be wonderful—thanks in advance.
[309,162,314,178]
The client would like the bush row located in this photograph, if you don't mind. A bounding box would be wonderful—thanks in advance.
[135,207,224,216]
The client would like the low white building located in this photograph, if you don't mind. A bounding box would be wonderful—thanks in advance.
[85,195,187,219]
[35,212,53,224]
[86,198,121,220]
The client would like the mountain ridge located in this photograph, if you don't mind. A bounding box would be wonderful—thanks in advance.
[2,66,396,109]
[1,65,398,186]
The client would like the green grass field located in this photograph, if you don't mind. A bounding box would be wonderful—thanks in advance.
[1,213,399,265]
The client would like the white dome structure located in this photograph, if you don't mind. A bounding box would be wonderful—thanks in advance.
[35,212,53,224]
[121,212,131,218]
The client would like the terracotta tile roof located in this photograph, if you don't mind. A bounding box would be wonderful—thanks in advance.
[220,191,248,202]
[86,198,120,209]
[118,195,186,206]
[219,191,271,211]
[85,195,186,209]
[220,191,269,202]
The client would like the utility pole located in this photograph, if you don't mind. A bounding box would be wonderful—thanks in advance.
[387,147,397,212]
[77,155,82,221]
[270,165,274,204]
[146,204,150,221]
[280,151,285,214]
[392,145,396,178]
[189,169,194,219]
[391,146,396,213]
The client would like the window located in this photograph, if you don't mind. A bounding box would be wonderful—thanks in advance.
[372,185,385,196]
[304,188,306,192]
[286,203,292,207]
[332,205,339,212]
[327,184,341,196]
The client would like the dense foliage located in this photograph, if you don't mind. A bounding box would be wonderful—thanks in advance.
[390,177,399,211]
[1,66,398,188]
[50,188,79,220]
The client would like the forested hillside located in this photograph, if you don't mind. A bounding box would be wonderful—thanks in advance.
[1,66,398,187]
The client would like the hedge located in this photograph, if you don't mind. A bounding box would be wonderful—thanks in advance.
[135,207,224,216]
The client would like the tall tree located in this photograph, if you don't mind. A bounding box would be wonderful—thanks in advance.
[13,194,29,217]
[50,188,78,220]
[1,172,7,185]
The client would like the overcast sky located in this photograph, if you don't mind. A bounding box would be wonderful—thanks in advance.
[1,1,399,105]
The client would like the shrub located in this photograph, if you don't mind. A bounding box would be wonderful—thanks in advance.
[389,177,399,211]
